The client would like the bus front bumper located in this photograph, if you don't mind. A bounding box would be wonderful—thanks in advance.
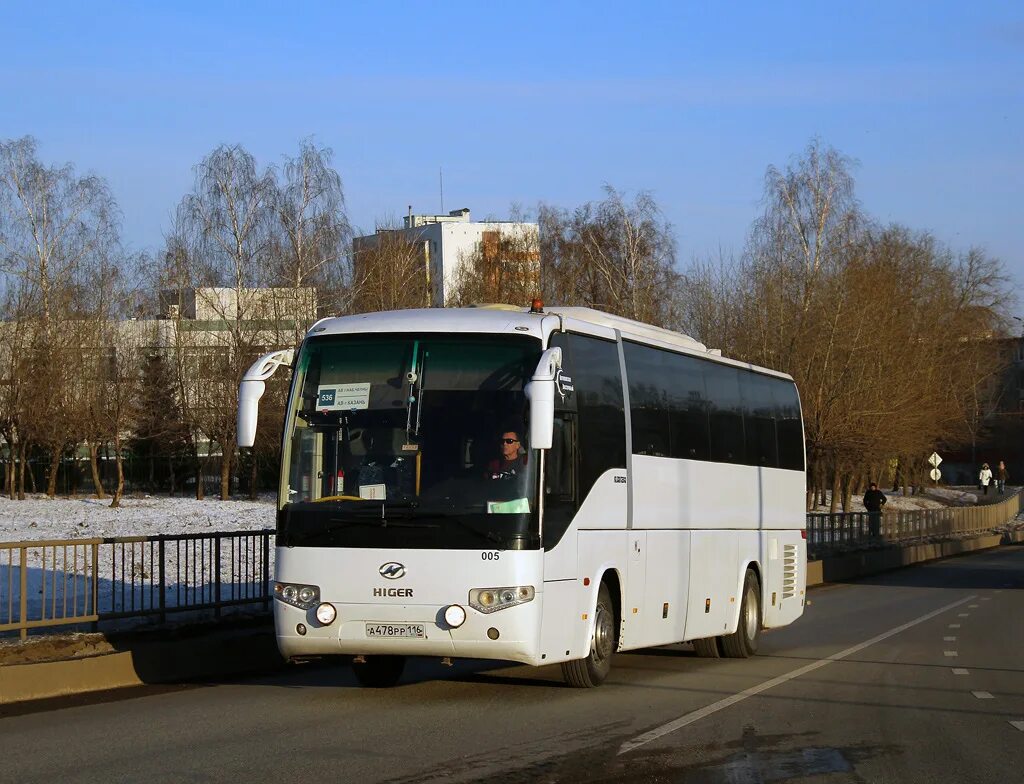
[274,597,542,665]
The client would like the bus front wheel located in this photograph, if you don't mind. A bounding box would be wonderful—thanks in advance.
[352,654,406,688]
[720,569,761,658]
[562,581,617,688]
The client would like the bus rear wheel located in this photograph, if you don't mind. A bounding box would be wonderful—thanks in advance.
[562,582,617,688]
[352,654,406,688]
[720,569,761,658]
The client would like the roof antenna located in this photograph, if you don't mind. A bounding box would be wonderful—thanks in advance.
[439,167,444,213]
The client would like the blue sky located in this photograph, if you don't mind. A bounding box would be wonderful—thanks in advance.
[2,1,1022,289]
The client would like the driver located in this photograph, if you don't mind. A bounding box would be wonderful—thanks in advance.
[488,429,527,480]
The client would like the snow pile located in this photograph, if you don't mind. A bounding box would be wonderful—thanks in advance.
[0,494,275,543]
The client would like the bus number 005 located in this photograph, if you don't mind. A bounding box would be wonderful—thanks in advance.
[481,551,500,561]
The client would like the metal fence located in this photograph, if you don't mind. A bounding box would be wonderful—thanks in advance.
[806,489,1023,557]
[1,530,273,639]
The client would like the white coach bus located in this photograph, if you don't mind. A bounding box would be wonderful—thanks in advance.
[238,303,807,688]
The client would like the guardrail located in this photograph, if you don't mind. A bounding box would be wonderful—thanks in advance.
[1,530,273,640]
[806,489,1023,557]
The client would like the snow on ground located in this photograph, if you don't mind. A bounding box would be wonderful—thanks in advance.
[809,489,951,514]
[922,487,978,506]
[0,495,276,631]
[0,494,275,543]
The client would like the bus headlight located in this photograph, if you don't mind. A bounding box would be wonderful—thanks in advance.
[444,604,467,628]
[274,582,320,609]
[315,603,337,625]
[469,586,535,614]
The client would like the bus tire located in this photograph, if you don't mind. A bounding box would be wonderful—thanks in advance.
[692,637,722,658]
[720,569,760,658]
[352,655,406,688]
[561,581,616,688]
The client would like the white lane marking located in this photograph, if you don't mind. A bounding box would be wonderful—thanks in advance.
[949,624,961,629]
[944,651,959,657]
[958,613,970,617]
[972,691,994,699]
[952,668,970,675]
[944,636,957,641]
[618,595,976,755]
[980,597,991,602]
[968,604,979,608]
[1011,721,1024,732]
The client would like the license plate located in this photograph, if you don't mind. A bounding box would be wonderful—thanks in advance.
[365,623,425,638]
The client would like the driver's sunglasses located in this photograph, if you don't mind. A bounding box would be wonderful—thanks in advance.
[501,438,519,445]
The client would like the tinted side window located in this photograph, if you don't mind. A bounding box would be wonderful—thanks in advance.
[668,354,711,460]
[568,333,627,495]
[741,372,779,467]
[705,363,745,464]
[772,379,805,471]
[624,342,671,457]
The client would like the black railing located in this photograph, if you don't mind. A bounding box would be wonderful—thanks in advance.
[1,529,274,639]
[806,489,1023,558]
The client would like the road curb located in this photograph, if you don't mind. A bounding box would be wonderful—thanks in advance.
[0,622,282,705]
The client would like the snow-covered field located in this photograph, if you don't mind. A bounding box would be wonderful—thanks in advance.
[0,494,275,543]
[1,495,276,633]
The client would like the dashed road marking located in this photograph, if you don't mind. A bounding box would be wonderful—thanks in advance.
[968,604,979,608]
[972,691,994,699]
[980,597,991,601]
[952,668,970,675]
[944,651,959,657]
[1011,721,1024,732]
[618,595,977,755]
[944,636,957,641]
[958,613,970,617]
[949,624,961,629]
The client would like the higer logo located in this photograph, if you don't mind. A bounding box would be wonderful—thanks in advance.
[373,588,413,597]
[379,562,406,579]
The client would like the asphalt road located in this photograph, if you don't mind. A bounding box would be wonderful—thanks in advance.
[2,546,1023,784]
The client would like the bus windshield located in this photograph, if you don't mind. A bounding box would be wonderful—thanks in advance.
[277,332,542,550]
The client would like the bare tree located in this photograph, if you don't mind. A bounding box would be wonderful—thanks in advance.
[349,220,431,312]
[0,136,120,498]
[541,186,680,327]
[272,139,350,330]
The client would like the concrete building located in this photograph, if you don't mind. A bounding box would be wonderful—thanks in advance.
[353,208,540,307]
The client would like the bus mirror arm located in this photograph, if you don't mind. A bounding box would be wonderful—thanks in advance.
[525,347,562,450]
[238,348,296,448]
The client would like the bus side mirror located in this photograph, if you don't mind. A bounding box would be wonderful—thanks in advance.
[238,379,266,448]
[237,348,296,448]
[525,347,562,450]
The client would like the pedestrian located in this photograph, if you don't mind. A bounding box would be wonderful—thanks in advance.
[979,463,993,496]
[996,461,1008,495]
[863,481,887,539]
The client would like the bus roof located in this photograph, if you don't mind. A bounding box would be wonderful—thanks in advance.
[308,306,792,381]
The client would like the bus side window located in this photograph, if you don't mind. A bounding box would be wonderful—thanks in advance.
[543,415,577,550]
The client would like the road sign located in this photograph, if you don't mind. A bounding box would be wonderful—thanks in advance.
[928,452,942,468]
[930,468,942,482]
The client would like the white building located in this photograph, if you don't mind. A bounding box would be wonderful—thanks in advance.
[353,208,539,307]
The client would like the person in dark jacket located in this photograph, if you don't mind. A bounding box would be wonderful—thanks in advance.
[863,482,887,538]
[997,461,1008,494]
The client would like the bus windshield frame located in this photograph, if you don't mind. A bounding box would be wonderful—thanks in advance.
[277,331,543,551]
